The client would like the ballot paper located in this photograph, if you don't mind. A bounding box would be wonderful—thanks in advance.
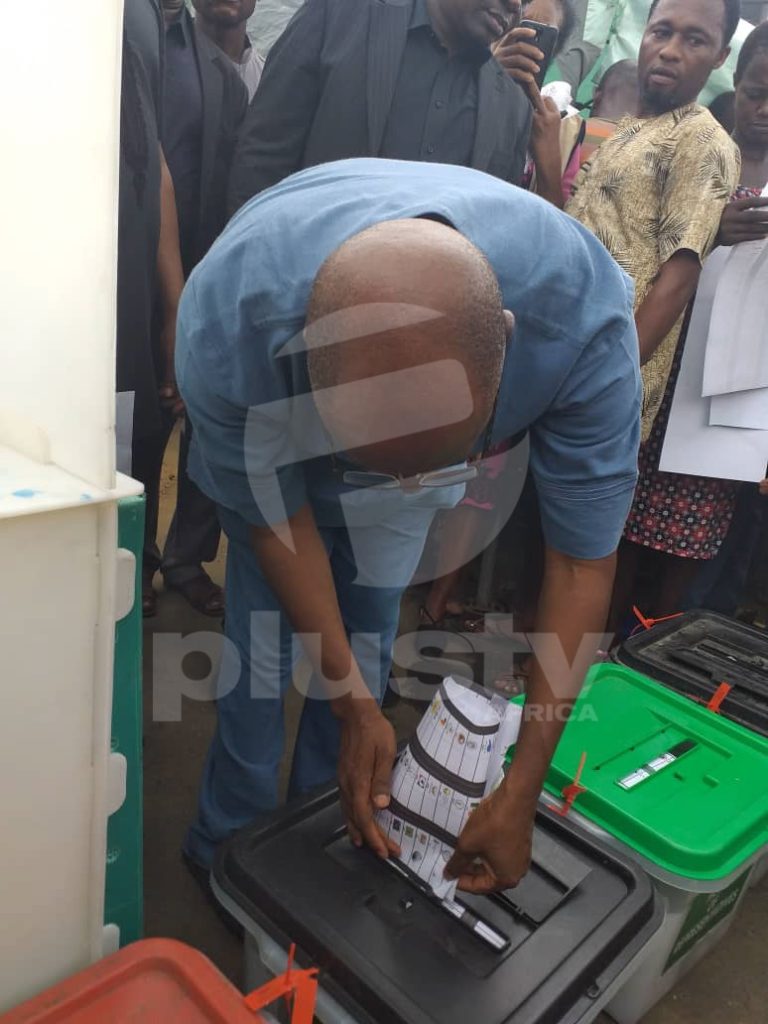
[660,247,768,482]
[709,388,768,430]
[377,677,522,900]
[701,181,768,397]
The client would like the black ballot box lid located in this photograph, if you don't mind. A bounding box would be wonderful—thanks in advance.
[212,787,662,1024]
[615,610,768,738]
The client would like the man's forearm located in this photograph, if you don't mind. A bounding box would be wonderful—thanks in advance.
[501,546,615,804]
[157,148,185,361]
[534,156,565,209]
[250,505,375,717]
[635,250,701,365]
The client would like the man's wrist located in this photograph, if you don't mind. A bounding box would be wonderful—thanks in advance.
[497,770,543,812]
[534,149,561,183]
[331,692,381,724]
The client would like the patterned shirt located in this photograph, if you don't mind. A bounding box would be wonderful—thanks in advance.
[567,104,739,438]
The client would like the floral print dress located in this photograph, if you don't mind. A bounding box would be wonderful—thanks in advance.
[623,186,761,560]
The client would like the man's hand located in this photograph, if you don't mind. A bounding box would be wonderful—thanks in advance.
[159,378,185,418]
[444,784,535,894]
[336,697,400,860]
[492,26,544,98]
[527,83,565,208]
[530,87,562,146]
[158,319,185,418]
[716,196,768,247]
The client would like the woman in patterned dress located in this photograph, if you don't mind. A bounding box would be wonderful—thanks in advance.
[611,23,768,629]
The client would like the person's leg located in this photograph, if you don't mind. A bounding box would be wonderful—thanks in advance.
[288,498,451,799]
[184,516,297,868]
[131,413,174,614]
[687,485,764,615]
[422,506,483,622]
[654,553,702,619]
[608,539,642,637]
[161,418,224,614]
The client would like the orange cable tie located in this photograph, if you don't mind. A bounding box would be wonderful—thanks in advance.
[707,681,732,713]
[557,750,588,816]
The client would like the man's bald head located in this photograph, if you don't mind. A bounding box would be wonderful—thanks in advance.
[305,219,508,477]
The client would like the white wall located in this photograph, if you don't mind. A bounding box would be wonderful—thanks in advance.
[0,1,123,490]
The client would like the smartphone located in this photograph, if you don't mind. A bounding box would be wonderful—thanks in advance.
[519,20,559,89]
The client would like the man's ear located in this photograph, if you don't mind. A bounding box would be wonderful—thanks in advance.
[503,309,515,342]
[713,45,731,72]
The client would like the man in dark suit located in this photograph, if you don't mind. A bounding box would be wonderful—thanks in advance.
[118,0,166,454]
[133,0,249,617]
[228,0,532,213]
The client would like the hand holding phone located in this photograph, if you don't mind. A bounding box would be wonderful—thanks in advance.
[519,20,559,88]
[492,20,559,93]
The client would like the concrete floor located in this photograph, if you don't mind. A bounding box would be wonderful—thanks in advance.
[142,431,767,1022]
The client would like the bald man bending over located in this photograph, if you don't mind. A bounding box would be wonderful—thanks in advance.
[177,158,640,892]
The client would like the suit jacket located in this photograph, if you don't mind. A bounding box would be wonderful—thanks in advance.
[228,0,532,214]
[188,19,249,265]
[119,0,164,438]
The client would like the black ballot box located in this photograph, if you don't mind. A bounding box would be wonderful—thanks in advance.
[615,609,768,738]
[212,787,662,1024]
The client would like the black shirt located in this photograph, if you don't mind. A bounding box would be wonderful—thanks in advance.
[380,0,489,165]
[163,9,204,275]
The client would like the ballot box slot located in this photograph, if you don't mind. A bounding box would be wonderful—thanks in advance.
[381,856,512,953]
[493,826,593,925]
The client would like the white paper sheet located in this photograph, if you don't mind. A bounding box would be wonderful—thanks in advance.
[115,392,135,476]
[701,181,768,397]
[660,249,768,482]
[709,388,768,430]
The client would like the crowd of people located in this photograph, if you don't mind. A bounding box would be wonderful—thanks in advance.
[119,0,768,893]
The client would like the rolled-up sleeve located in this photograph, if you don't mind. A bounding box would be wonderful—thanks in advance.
[531,293,642,560]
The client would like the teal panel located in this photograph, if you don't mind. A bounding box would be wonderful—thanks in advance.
[105,495,144,944]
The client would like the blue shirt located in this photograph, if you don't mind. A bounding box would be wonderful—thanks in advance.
[177,159,641,560]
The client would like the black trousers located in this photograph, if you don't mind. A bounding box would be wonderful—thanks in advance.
[131,412,220,585]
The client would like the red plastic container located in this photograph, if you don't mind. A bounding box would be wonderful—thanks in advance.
[0,939,264,1023]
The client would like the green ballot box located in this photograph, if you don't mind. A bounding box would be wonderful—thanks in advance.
[537,663,768,1024]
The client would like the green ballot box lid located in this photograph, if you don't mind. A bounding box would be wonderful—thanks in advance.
[543,663,768,880]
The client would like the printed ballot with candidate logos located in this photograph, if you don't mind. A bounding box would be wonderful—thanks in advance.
[376,677,522,899]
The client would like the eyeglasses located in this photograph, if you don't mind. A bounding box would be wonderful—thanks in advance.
[340,463,480,490]
[334,400,497,492]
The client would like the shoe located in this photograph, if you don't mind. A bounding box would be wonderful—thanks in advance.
[142,569,157,618]
[166,573,225,617]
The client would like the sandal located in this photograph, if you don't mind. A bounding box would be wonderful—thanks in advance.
[166,573,225,617]
[142,570,157,618]
[491,654,532,696]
